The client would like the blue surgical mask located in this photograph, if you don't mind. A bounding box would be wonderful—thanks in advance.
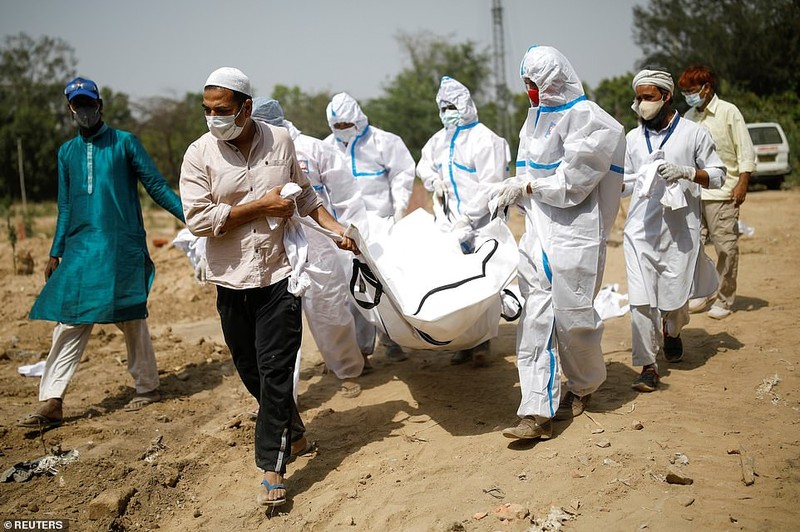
[685,92,703,108]
[440,109,460,129]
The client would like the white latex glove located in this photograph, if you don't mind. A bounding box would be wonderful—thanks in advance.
[451,214,474,253]
[658,162,695,182]
[393,207,405,222]
[451,213,472,236]
[492,180,538,215]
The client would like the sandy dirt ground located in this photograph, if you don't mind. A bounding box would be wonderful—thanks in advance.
[1,186,799,531]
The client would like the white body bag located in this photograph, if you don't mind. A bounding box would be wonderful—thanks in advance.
[347,209,519,351]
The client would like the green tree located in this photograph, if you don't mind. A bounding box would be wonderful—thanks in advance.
[363,33,494,161]
[591,73,639,133]
[101,86,136,133]
[723,85,800,186]
[134,92,205,185]
[633,0,800,97]
[631,0,799,186]
[0,33,77,200]
[270,84,333,140]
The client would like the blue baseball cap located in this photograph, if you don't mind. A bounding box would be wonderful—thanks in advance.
[64,77,100,101]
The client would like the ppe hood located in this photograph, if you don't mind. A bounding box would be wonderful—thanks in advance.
[326,92,368,134]
[436,76,479,125]
[519,45,585,107]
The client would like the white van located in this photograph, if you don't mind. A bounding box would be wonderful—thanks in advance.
[747,122,791,190]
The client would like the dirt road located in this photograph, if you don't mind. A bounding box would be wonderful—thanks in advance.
[1,189,798,531]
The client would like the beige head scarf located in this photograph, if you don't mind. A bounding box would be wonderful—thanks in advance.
[632,69,674,93]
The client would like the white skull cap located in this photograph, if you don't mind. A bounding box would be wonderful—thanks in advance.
[204,67,252,97]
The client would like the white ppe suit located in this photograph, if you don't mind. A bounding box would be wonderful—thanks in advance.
[511,46,625,419]
[324,92,416,355]
[417,76,511,230]
[252,98,370,379]
[623,112,725,368]
[323,92,416,220]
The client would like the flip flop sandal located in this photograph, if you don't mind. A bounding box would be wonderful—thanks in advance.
[288,437,316,464]
[257,479,286,507]
[291,437,314,457]
[124,393,161,412]
[17,413,63,429]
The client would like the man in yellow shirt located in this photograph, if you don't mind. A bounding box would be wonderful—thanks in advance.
[678,66,756,319]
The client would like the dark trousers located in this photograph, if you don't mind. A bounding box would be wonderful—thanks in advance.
[216,279,305,474]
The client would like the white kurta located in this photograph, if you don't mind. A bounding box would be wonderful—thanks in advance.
[623,113,726,311]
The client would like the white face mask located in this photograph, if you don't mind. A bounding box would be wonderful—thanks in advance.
[334,126,358,144]
[439,109,461,129]
[631,98,665,121]
[206,105,245,141]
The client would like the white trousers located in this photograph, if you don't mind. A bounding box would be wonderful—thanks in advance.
[630,303,690,369]
[516,237,607,419]
[39,320,159,401]
[303,229,364,379]
[349,304,377,355]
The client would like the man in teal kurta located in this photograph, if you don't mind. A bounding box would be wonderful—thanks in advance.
[19,77,184,428]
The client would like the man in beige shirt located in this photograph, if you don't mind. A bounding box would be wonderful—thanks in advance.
[679,65,756,319]
[180,67,357,508]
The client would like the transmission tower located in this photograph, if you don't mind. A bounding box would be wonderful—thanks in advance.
[491,0,511,142]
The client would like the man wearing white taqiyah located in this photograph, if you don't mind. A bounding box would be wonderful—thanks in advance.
[252,97,370,394]
[623,68,726,393]
[492,45,626,440]
[417,75,511,366]
[180,67,359,507]
[323,92,416,363]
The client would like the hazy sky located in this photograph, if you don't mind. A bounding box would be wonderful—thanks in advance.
[2,0,647,102]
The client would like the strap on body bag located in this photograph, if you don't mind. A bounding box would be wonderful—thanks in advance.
[350,259,383,309]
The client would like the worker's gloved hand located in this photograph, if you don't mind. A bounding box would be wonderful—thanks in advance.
[490,180,538,218]
[451,214,472,236]
[658,162,695,182]
[452,214,475,253]
[432,179,446,209]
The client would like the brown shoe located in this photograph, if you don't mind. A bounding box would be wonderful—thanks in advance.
[554,391,590,421]
[501,417,552,440]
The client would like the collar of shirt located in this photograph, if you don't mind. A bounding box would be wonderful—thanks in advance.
[702,94,720,116]
[79,123,109,143]
[646,109,679,134]
[220,120,262,161]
